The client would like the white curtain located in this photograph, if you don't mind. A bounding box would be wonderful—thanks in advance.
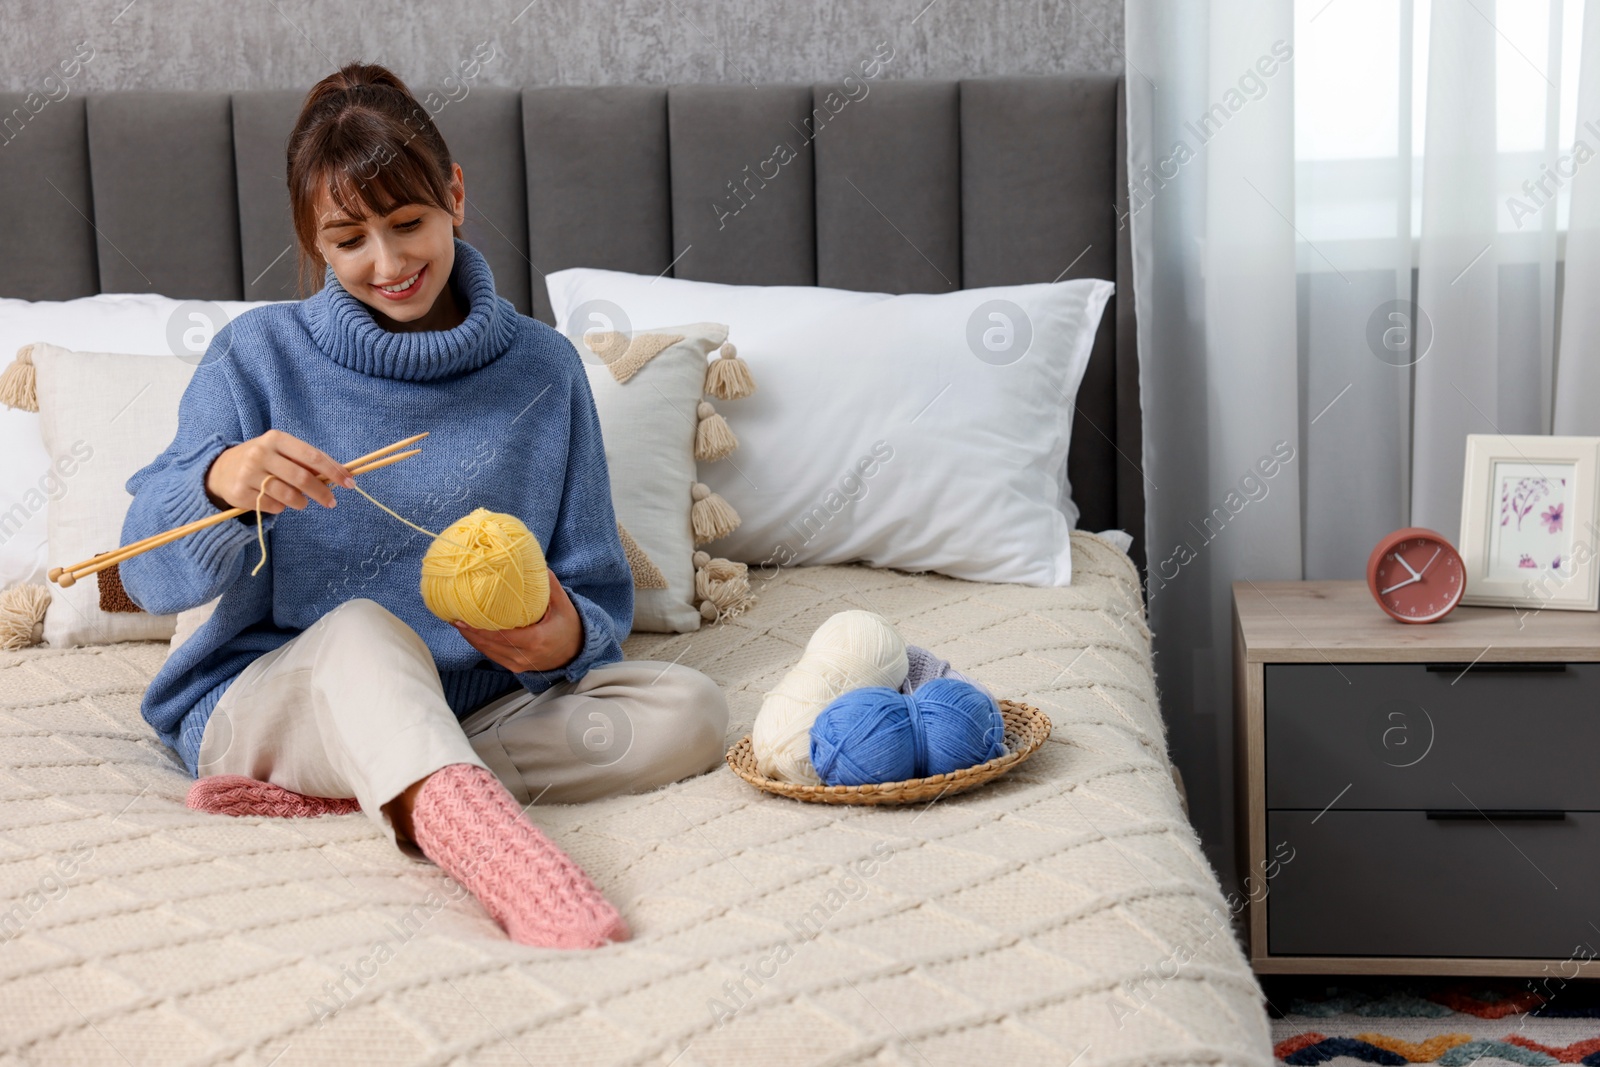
[1126,0,1599,879]
[1558,2,1600,431]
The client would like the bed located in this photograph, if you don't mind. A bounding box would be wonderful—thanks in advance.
[0,76,1272,1064]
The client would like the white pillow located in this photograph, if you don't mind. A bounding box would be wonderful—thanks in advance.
[0,295,277,592]
[547,270,1113,586]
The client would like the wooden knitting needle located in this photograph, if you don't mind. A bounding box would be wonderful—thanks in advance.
[53,434,430,582]
[49,447,425,588]
[52,449,422,587]
[50,437,427,587]
[52,448,423,587]
[341,431,430,471]
[52,431,432,583]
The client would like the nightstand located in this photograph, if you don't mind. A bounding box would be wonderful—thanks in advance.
[1233,580,1600,977]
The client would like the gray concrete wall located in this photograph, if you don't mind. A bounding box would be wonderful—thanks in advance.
[2,0,1124,93]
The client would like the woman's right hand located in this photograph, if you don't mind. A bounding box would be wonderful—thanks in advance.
[204,429,357,514]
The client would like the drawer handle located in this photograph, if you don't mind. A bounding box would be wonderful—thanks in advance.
[1424,662,1568,674]
[1425,809,1567,821]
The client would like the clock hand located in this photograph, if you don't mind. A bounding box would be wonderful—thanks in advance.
[1393,552,1422,581]
[1414,546,1442,577]
[1380,576,1419,596]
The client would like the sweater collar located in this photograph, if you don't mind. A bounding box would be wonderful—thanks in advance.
[304,239,519,382]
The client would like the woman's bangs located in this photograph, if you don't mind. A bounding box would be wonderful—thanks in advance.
[314,129,452,224]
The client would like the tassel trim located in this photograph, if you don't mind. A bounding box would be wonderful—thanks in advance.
[0,345,38,413]
[693,550,756,622]
[694,400,739,461]
[0,583,50,649]
[690,483,740,544]
[703,342,755,401]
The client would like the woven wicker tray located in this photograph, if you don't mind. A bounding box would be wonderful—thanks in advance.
[726,700,1052,805]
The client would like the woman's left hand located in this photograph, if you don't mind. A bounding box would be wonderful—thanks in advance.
[452,572,584,674]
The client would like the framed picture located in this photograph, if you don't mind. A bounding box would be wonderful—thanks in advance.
[1458,434,1600,611]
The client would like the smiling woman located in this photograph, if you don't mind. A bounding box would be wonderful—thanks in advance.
[99,61,738,952]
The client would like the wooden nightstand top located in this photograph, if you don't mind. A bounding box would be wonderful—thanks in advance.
[1232,579,1600,662]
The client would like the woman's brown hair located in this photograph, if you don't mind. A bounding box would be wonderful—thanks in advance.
[286,62,460,295]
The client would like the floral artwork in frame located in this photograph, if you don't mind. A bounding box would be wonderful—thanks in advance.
[1486,463,1574,583]
[1458,435,1600,611]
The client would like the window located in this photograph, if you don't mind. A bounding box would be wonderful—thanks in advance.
[1293,0,1586,267]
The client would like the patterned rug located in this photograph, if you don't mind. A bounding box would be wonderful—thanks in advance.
[1266,978,1600,1065]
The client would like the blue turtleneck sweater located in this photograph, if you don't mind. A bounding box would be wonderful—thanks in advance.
[119,239,633,775]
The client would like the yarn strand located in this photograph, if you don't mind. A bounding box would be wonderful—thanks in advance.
[248,476,469,576]
[344,480,449,543]
[251,476,277,577]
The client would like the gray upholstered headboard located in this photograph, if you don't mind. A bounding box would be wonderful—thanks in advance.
[0,77,1144,569]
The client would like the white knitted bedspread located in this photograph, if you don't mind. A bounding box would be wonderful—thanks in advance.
[0,533,1270,1066]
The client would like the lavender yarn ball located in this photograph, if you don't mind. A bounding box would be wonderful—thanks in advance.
[809,678,1007,787]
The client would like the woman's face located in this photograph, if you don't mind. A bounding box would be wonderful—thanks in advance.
[313,163,467,332]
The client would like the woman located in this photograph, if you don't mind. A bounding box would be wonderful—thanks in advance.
[119,62,728,950]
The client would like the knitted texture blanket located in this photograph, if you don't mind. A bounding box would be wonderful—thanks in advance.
[117,239,633,774]
[0,535,1272,1065]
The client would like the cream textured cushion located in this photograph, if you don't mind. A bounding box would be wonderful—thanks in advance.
[582,322,729,633]
[31,342,200,646]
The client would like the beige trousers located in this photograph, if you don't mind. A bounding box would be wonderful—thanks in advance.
[197,598,728,853]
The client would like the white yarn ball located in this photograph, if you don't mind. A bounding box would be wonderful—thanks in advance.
[753,610,909,783]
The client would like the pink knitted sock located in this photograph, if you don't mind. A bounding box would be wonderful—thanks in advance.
[408,763,629,949]
[187,775,362,818]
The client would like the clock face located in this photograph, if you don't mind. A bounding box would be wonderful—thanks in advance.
[1367,528,1466,623]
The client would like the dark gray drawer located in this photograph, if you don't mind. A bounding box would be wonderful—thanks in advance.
[1268,810,1600,958]
[1266,663,1600,811]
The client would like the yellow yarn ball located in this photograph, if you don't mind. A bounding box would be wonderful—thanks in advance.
[420,508,550,630]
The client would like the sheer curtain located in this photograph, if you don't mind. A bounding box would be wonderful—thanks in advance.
[1126,0,1599,878]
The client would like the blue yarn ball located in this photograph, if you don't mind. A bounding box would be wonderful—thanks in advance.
[810,688,918,786]
[917,678,1007,772]
[809,678,1007,786]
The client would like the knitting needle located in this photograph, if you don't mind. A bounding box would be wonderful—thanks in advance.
[53,449,422,587]
[57,449,423,584]
[50,436,430,584]
[344,431,429,470]
[50,446,424,587]
[339,448,421,477]
[53,449,421,587]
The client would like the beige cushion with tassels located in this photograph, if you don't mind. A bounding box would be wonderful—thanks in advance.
[31,342,199,647]
[580,322,756,632]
